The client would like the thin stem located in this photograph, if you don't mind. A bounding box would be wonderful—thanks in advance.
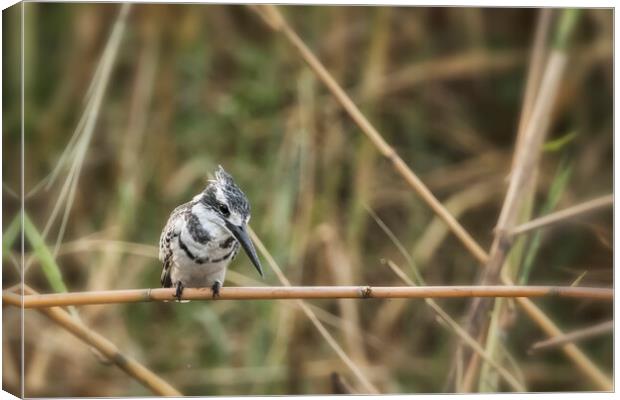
[4,285,612,309]
[529,320,613,354]
[510,194,613,236]
[512,8,553,168]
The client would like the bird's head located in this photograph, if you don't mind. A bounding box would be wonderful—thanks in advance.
[198,165,263,277]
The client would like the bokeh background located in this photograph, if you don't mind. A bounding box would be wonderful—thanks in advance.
[2,3,613,396]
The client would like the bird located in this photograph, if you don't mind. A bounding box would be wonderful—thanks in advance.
[159,165,263,300]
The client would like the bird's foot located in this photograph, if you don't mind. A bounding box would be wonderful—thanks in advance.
[175,281,185,301]
[211,281,221,299]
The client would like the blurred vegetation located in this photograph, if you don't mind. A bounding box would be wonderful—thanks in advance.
[2,4,612,396]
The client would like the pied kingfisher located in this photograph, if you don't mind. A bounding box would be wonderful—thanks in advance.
[159,166,263,300]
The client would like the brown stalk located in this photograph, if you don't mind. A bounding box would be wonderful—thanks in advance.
[249,5,610,391]
[16,286,181,396]
[512,9,553,167]
[529,320,613,354]
[510,194,613,236]
[250,4,489,265]
[4,285,611,309]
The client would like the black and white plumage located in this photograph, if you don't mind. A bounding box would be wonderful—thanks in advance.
[159,166,263,299]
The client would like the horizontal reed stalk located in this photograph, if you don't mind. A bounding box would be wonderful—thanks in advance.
[3,285,612,308]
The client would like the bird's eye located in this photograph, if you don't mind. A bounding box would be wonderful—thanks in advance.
[218,203,230,217]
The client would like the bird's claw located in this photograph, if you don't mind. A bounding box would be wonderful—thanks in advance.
[175,282,185,301]
[211,281,221,298]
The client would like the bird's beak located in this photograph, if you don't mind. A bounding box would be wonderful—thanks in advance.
[224,221,264,277]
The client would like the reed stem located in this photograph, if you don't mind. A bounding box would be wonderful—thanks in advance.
[4,285,612,309]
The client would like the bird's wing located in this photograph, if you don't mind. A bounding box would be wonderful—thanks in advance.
[159,202,190,287]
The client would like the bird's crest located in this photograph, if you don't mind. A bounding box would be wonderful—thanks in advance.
[215,165,233,184]
[207,165,233,186]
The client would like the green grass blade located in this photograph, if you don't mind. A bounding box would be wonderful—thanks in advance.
[23,213,81,318]
[553,9,582,51]
[543,131,577,152]
[23,213,69,294]
[519,158,573,284]
[3,214,21,260]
